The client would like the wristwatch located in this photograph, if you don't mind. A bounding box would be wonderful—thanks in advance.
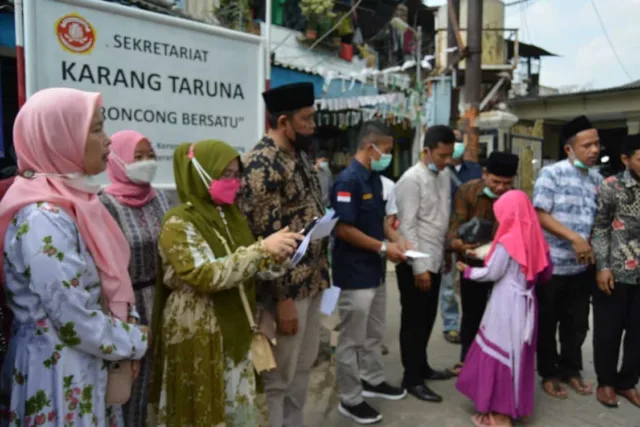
[378,240,388,257]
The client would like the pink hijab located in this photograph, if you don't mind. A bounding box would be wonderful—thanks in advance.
[486,190,550,282]
[104,130,157,208]
[0,88,134,320]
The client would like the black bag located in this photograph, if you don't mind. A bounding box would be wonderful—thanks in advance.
[457,217,494,245]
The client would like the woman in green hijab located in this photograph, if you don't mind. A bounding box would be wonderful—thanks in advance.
[148,140,302,426]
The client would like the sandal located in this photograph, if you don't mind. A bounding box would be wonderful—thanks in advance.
[447,362,463,376]
[565,377,593,396]
[542,378,568,399]
[472,413,492,427]
[444,330,461,344]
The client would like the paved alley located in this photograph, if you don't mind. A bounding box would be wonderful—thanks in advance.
[305,265,639,427]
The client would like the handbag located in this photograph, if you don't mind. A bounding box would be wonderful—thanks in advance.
[457,217,494,245]
[238,284,277,373]
[106,359,134,405]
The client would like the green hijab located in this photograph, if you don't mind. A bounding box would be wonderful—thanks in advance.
[151,140,257,367]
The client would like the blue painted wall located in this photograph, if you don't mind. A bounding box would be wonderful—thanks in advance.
[0,14,15,48]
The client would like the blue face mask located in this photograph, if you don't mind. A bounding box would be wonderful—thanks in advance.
[424,149,440,173]
[483,187,499,199]
[452,142,465,160]
[319,161,329,171]
[569,147,589,170]
[371,144,393,172]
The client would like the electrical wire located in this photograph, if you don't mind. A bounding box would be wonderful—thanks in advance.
[589,0,634,82]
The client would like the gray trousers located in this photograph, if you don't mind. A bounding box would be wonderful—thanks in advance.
[335,285,387,406]
[263,294,322,427]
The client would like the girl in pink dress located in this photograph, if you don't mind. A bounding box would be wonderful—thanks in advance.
[456,190,552,427]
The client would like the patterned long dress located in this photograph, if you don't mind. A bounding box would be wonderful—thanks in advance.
[150,216,284,427]
[0,203,148,427]
[99,191,173,427]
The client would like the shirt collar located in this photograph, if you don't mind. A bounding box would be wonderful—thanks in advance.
[351,159,373,180]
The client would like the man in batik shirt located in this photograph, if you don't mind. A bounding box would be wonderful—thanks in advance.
[591,134,640,408]
[238,82,329,427]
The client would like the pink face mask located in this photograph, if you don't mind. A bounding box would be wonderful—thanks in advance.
[189,144,241,205]
[209,178,241,205]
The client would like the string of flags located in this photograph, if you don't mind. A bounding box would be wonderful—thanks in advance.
[314,92,429,129]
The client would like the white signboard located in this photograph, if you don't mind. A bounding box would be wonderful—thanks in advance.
[23,0,264,188]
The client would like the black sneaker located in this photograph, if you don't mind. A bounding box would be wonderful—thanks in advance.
[361,380,407,400]
[338,401,382,424]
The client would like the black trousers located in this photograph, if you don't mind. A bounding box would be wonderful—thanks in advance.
[396,262,441,386]
[536,270,593,380]
[593,281,640,389]
[459,276,492,363]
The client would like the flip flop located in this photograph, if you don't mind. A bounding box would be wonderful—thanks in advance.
[565,377,593,396]
[542,379,568,400]
[472,414,492,427]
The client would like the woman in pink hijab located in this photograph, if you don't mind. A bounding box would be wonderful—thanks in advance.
[99,130,173,427]
[455,190,552,427]
[0,88,150,427]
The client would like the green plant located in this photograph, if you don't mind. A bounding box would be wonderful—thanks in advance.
[300,0,337,20]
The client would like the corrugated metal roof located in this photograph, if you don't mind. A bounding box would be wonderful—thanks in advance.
[509,80,640,105]
[617,79,640,89]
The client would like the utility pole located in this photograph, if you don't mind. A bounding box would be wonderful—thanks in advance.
[464,0,483,163]
[447,0,460,129]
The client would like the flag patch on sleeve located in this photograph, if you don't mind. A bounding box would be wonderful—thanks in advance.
[337,191,352,203]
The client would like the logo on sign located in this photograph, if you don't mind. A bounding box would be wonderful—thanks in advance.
[55,13,96,55]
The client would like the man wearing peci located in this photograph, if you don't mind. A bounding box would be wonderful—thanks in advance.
[532,115,602,399]
[238,82,329,427]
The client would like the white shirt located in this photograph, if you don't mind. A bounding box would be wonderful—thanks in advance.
[380,175,398,216]
[395,163,452,274]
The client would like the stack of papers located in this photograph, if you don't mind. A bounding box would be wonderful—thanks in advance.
[405,250,430,259]
[290,209,339,267]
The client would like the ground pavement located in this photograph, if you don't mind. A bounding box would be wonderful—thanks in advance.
[304,264,639,427]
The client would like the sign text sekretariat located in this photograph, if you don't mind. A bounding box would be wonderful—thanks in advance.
[112,35,209,63]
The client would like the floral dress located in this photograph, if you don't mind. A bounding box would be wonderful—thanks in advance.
[150,216,284,427]
[0,203,148,427]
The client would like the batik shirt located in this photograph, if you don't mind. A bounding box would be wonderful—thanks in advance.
[238,137,329,303]
[533,159,603,276]
[592,169,640,285]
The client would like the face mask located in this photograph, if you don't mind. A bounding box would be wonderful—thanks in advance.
[287,122,313,151]
[568,147,589,170]
[452,142,465,160]
[424,149,440,173]
[113,155,158,184]
[189,145,240,205]
[370,144,393,172]
[483,187,499,199]
[319,161,329,171]
[209,178,241,205]
[27,171,101,194]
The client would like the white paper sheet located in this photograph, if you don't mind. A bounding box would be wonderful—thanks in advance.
[290,210,339,267]
[320,286,341,315]
[310,209,339,241]
[404,250,430,259]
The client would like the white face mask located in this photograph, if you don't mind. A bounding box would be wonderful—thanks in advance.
[125,160,158,184]
[112,155,158,184]
[28,171,101,194]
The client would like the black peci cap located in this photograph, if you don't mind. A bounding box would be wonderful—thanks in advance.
[262,82,315,112]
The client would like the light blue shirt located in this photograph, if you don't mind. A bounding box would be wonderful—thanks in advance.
[532,159,603,276]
